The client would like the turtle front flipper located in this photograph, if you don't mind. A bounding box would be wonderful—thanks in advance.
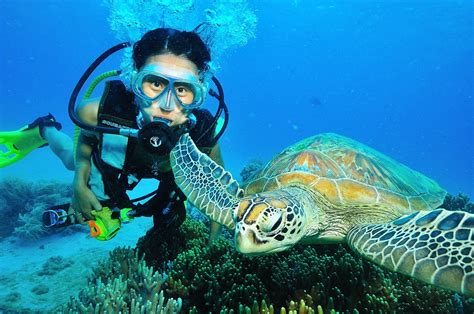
[347,209,473,297]
[170,134,243,229]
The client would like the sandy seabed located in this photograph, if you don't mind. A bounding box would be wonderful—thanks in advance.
[0,218,153,312]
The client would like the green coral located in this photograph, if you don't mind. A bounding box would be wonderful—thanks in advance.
[289,244,452,311]
[139,218,462,313]
[62,214,471,313]
[252,245,456,313]
[61,247,182,313]
[136,218,266,311]
[167,237,268,312]
[47,189,474,313]
[137,216,209,269]
[192,299,333,314]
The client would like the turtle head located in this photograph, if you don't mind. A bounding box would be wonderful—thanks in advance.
[234,189,308,256]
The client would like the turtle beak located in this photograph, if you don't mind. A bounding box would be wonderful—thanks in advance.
[235,221,296,256]
[235,223,268,256]
[235,229,256,255]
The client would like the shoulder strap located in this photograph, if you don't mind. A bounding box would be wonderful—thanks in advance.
[90,80,139,204]
[98,80,138,129]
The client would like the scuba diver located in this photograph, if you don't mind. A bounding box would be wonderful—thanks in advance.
[0,28,228,241]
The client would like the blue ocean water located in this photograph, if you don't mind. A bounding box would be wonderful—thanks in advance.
[0,1,473,312]
[0,1,472,196]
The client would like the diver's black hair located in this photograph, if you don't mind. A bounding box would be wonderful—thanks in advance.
[132,28,211,72]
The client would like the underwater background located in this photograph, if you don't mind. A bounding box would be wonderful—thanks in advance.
[0,0,473,313]
[1,0,472,198]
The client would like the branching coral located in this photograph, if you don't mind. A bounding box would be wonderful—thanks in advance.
[61,212,471,313]
[140,217,460,313]
[137,216,209,270]
[49,191,474,313]
[190,298,336,314]
[61,247,182,313]
[258,245,457,313]
[167,237,268,312]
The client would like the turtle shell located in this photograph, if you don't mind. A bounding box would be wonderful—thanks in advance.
[244,133,446,214]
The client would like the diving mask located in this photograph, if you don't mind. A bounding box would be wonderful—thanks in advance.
[132,64,206,111]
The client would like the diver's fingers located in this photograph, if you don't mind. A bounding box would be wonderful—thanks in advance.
[75,212,87,224]
[75,209,90,224]
[73,201,93,222]
[91,199,102,212]
[80,208,94,222]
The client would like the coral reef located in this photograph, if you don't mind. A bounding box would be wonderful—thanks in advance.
[167,237,267,312]
[137,217,209,269]
[0,177,37,237]
[442,193,474,213]
[0,177,74,239]
[59,193,474,313]
[137,218,466,313]
[60,247,182,313]
[191,299,332,314]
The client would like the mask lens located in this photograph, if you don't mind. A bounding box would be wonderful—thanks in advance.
[173,82,198,105]
[133,70,205,109]
[141,74,169,99]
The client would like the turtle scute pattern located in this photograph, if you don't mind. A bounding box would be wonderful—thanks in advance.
[347,209,474,297]
[244,133,446,214]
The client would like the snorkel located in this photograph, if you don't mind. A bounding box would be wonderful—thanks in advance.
[68,42,228,153]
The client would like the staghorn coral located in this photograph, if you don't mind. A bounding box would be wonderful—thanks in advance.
[191,299,334,314]
[259,245,457,313]
[61,247,182,313]
[137,216,209,270]
[166,237,267,312]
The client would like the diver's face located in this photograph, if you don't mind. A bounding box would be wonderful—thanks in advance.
[139,54,200,127]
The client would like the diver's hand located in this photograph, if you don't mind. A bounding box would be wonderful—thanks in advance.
[71,184,102,222]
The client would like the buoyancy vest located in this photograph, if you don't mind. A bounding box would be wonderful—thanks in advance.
[87,80,217,206]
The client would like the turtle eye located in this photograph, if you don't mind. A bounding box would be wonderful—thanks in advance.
[260,210,284,234]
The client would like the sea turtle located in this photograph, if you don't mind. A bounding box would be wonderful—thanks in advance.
[170,133,473,297]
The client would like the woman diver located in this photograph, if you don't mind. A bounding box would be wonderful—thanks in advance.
[0,28,227,240]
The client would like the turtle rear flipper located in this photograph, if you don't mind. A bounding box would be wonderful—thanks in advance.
[347,209,473,297]
[170,134,243,229]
